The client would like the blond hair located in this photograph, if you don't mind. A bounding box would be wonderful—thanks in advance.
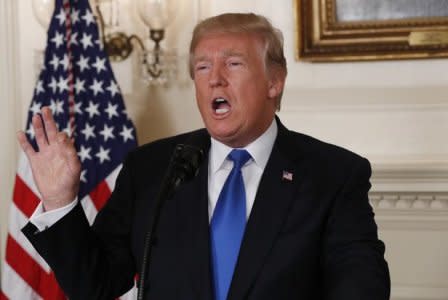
[189,13,287,109]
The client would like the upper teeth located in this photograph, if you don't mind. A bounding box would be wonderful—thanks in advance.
[215,98,226,103]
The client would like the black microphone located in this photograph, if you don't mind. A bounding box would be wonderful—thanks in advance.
[137,143,205,300]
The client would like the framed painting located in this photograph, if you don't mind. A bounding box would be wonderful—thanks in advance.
[295,0,448,61]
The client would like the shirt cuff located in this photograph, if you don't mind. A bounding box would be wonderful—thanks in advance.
[30,199,78,232]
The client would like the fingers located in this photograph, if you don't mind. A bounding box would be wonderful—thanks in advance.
[17,130,36,158]
[41,107,58,143]
[57,131,82,176]
[56,131,69,144]
[32,113,49,150]
[31,106,61,150]
[24,107,79,170]
[57,131,76,157]
[66,140,82,174]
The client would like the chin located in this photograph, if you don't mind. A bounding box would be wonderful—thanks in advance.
[210,130,233,142]
[208,128,237,144]
[207,120,250,145]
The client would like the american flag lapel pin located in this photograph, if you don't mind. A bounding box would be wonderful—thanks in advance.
[282,170,293,181]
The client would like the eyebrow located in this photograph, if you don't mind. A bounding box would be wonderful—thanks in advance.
[193,50,247,64]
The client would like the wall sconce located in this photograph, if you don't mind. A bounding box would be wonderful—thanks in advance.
[95,0,177,85]
[32,0,178,86]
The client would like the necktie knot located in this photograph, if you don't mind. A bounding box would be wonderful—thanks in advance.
[228,149,251,170]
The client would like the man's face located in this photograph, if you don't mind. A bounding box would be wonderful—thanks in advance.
[192,33,283,148]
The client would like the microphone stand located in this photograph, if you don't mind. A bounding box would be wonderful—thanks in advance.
[137,144,204,300]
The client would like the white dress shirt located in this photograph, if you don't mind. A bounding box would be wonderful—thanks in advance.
[30,119,278,230]
[30,196,78,231]
[208,119,277,221]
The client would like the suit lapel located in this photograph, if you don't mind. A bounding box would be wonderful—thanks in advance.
[227,120,301,300]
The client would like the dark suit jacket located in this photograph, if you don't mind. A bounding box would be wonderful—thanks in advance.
[23,119,390,300]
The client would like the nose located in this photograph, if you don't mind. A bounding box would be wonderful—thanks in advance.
[209,65,227,87]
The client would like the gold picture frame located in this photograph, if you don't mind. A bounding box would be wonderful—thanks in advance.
[295,0,448,61]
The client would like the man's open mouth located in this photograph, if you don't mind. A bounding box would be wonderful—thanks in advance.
[212,97,231,115]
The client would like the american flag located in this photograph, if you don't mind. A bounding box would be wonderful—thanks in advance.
[1,0,138,299]
[282,171,293,181]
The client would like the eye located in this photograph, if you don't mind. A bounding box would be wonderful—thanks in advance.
[228,61,242,67]
[194,63,210,73]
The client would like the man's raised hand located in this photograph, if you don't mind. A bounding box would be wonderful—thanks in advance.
[17,107,81,211]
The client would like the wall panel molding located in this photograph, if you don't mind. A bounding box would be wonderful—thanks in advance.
[392,285,448,300]
[282,87,448,113]
[0,0,19,269]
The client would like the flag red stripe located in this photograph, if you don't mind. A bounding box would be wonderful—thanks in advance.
[5,235,66,300]
[89,180,111,211]
[0,290,8,300]
[13,175,40,218]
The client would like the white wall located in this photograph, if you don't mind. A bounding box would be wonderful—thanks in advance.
[1,0,448,299]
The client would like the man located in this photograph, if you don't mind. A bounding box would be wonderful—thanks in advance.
[19,13,390,300]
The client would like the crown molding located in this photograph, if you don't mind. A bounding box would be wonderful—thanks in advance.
[370,192,448,230]
[367,159,448,229]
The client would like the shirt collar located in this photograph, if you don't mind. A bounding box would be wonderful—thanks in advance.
[209,119,278,173]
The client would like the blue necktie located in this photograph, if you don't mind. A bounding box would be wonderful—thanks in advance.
[210,149,251,300]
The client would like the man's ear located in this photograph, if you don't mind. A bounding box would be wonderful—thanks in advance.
[268,70,285,99]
